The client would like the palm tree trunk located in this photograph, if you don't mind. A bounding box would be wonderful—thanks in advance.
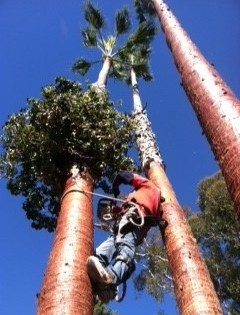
[146,163,223,315]
[36,167,94,315]
[151,0,240,218]
[131,68,163,166]
[94,56,112,89]
[131,68,223,315]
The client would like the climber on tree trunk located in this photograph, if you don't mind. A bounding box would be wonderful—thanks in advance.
[87,170,164,303]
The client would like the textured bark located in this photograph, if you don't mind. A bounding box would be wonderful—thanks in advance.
[151,0,240,218]
[146,162,223,315]
[36,171,93,315]
[131,68,222,314]
[131,68,163,167]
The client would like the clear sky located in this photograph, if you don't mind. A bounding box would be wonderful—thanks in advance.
[1,1,240,314]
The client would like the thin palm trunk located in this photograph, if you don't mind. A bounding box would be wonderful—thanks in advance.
[131,68,163,165]
[151,0,240,218]
[94,56,112,88]
[36,169,93,315]
[131,68,223,315]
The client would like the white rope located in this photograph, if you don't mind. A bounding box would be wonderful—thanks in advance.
[61,188,145,226]
[61,188,126,203]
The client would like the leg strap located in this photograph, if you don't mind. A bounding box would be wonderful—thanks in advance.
[115,255,132,267]
[114,255,136,277]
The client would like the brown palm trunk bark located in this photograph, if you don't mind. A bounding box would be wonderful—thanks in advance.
[36,170,93,315]
[146,162,223,315]
[131,68,222,314]
[151,0,240,218]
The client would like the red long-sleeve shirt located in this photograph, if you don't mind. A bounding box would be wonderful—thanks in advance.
[125,174,161,217]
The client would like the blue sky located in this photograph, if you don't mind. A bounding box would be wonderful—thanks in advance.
[1,1,240,314]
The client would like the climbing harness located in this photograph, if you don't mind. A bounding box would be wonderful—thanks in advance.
[97,197,145,229]
[61,188,145,229]
[123,202,144,227]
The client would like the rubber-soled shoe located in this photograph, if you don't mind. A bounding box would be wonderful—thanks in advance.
[87,256,114,284]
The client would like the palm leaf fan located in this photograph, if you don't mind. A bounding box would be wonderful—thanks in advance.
[84,2,105,30]
[115,7,131,35]
[72,58,91,76]
[82,27,97,47]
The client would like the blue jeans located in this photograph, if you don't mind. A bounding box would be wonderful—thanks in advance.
[95,214,146,285]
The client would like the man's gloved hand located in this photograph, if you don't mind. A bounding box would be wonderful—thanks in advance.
[112,185,120,198]
[112,170,133,197]
[112,171,133,187]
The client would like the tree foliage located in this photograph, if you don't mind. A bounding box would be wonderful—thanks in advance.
[114,44,153,85]
[93,300,117,315]
[133,0,156,23]
[189,172,240,315]
[133,228,173,302]
[84,1,105,30]
[0,77,136,231]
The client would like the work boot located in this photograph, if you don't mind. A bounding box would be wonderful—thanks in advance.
[87,256,115,285]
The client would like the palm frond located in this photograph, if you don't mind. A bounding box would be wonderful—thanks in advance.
[130,45,152,64]
[110,69,131,85]
[115,7,131,35]
[72,58,91,76]
[126,20,157,49]
[114,48,129,62]
[125,45,153,82]
[84,2,105,30]
[109,61,130,83]
[133,63,153,82]
[82,27,97,47]
[117,43,151,68]
[133,0,156,23]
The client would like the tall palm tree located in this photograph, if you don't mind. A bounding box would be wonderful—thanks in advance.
[142,0,240,219]
[0,78,135,315]
[125,53,223,314]
[72,2,156,88]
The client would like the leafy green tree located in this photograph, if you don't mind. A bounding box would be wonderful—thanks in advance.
[189,172,240,315]
[0,77,134,231]
[0,77,135,315]
[93,301,117,315]
[134,228,172,302]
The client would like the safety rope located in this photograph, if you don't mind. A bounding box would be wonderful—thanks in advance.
[115,281,127,302]
[61,188,145,227]
[61,188,126,203]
